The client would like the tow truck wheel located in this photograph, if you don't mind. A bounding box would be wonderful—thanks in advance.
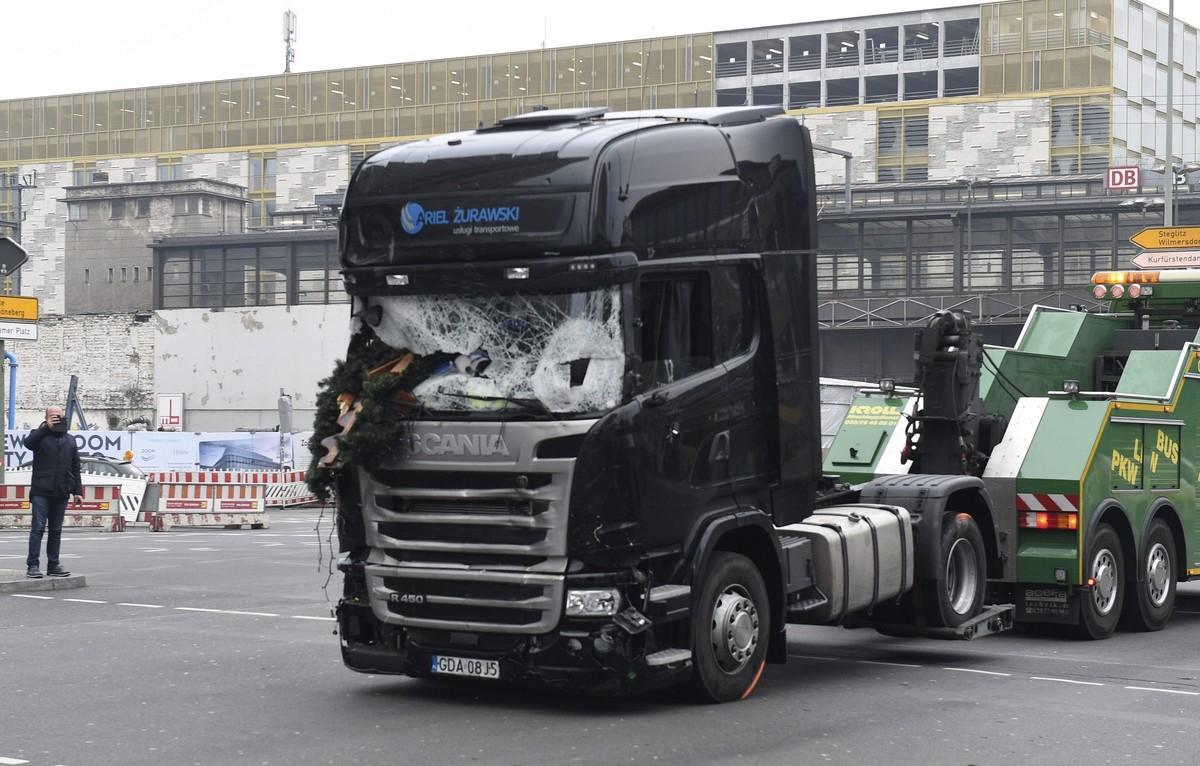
[689,552,771,704]
[1120,519,1176,632]
[923,512,987,628]
[1076,524,1125,640]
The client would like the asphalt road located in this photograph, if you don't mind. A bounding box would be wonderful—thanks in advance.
[4,514,1200,766]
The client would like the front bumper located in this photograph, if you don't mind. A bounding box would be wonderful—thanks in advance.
[337,596,691,696]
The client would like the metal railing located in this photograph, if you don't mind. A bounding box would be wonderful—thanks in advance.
[865,92,900,104]
[825,93,861,106]
[825,50,860,68]
[789,55,821,71]
[751,59,785,75]
[715,60,746,78]
[904,42,940,60]
[865,48,899,65]
[904,88,938,100]
[942,37,979,57]
[943,84,979,97]
[817,289,1099,328]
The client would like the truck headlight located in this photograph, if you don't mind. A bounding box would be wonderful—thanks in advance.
[565,588,621,617]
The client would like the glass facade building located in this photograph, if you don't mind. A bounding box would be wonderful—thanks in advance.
[0,35,714,164]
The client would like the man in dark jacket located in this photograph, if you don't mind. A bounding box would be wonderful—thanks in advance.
[25,406,83,578]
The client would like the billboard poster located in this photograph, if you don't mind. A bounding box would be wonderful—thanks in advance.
[5,430,296,471]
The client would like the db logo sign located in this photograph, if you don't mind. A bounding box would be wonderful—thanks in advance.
[1107,166,1141,191]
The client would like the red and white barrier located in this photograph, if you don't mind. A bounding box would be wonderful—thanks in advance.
[147,475,269,531]
[0,485,126,532]
[147,470,317,508]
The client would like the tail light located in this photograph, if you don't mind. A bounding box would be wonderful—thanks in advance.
[1019,511,1078,530]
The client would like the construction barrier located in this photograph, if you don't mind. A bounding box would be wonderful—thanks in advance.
[148,470,317,509]
[0,485,126,532]
[145,472,270,531]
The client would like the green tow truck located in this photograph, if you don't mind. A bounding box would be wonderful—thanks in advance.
[827,268,1200,638]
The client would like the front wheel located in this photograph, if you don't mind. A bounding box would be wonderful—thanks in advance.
[1077,524,1125,640]
[689,552,771,704]
[1120,518,1176,632]
[922,512,987,628]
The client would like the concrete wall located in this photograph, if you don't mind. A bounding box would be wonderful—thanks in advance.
[927,99,1050,180]
[153,304,351,432]
[17,162,72,315]
[7,313,156,432]
[800,110,878,183]
[277,146,350,210]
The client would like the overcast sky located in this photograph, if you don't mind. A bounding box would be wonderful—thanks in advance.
[3,0,1195,100]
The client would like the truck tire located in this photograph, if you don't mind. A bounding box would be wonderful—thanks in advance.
[1120,519,1176,632]
[689,552,771,704]
[923,512,986,628]
[1076,524,1125,640]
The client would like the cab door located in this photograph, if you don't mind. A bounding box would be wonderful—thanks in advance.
[630,258,769,548]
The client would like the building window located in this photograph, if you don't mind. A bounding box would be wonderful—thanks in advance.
[133,267,140,283]
[1051,95,1110,174]
[136,199,151,217]
[108,268,114,283]
[156,157,185,181]
[877,107,929,181]
[349,144,383,174]
[121,267,128,282]
[68,202,88,221]
[0,166,15,224]
[174,196,210,215]
[110,199,126,219]
[84,268,90,285]
[72,161,98,186]
[248,152,277,227]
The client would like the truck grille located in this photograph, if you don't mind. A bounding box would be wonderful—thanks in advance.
[364,566,565,634]
[359,419,593,634]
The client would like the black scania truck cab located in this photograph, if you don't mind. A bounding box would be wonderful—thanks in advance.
[332,106,1003,703]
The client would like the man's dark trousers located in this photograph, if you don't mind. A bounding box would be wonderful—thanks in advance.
[26,494,69,569]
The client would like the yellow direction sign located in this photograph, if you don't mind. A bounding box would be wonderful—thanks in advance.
[0,295,39,322]
[1130,226,1200,250]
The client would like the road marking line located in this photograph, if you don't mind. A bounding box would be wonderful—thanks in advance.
[1175,609,1200,615]
[1125,685,1200,696]
[1030,675,1104,686]
[0,756,30,764]
[945,667,1011,676]
[174,607,224,613]
[857,659,922,668]
[61,598,107,604]
[291,615,336,622]
[788,653,842,662]
[118,603,164,608]
[221,610,279,617]
[10,594,52,600]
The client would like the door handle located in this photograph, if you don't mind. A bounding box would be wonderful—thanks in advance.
[709,431,731,462]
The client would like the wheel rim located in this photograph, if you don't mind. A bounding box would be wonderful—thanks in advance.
[709,584,759,675]
[1091,548,1119,616]
[945,537,980,615]
[1146,542,1171,608]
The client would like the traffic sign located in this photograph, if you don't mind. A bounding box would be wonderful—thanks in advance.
[0,320,37,341]
[0,295,38,321]
[0,237,28,275]
[1129,227,1200,250]
[1131,251,1200,269]
[1107,166,1141,190]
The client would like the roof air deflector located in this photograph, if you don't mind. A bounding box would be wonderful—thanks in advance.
[601,105,785,126]
[495,107,609,127]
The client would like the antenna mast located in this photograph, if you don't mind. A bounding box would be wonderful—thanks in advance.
[283,10,297,73]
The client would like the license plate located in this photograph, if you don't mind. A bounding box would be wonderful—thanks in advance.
[430,655,500,679]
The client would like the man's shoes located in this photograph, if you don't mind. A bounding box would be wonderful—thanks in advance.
[26,566,43,579]
[47,564,70,578]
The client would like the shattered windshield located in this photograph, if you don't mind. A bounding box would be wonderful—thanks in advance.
[371,287,624,415]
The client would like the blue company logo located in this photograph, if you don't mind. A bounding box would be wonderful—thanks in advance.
[399,201,521,235]
[400,202,426,235]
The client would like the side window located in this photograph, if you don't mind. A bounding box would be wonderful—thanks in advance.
[638,273,713,387]
[710,263,755,363]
